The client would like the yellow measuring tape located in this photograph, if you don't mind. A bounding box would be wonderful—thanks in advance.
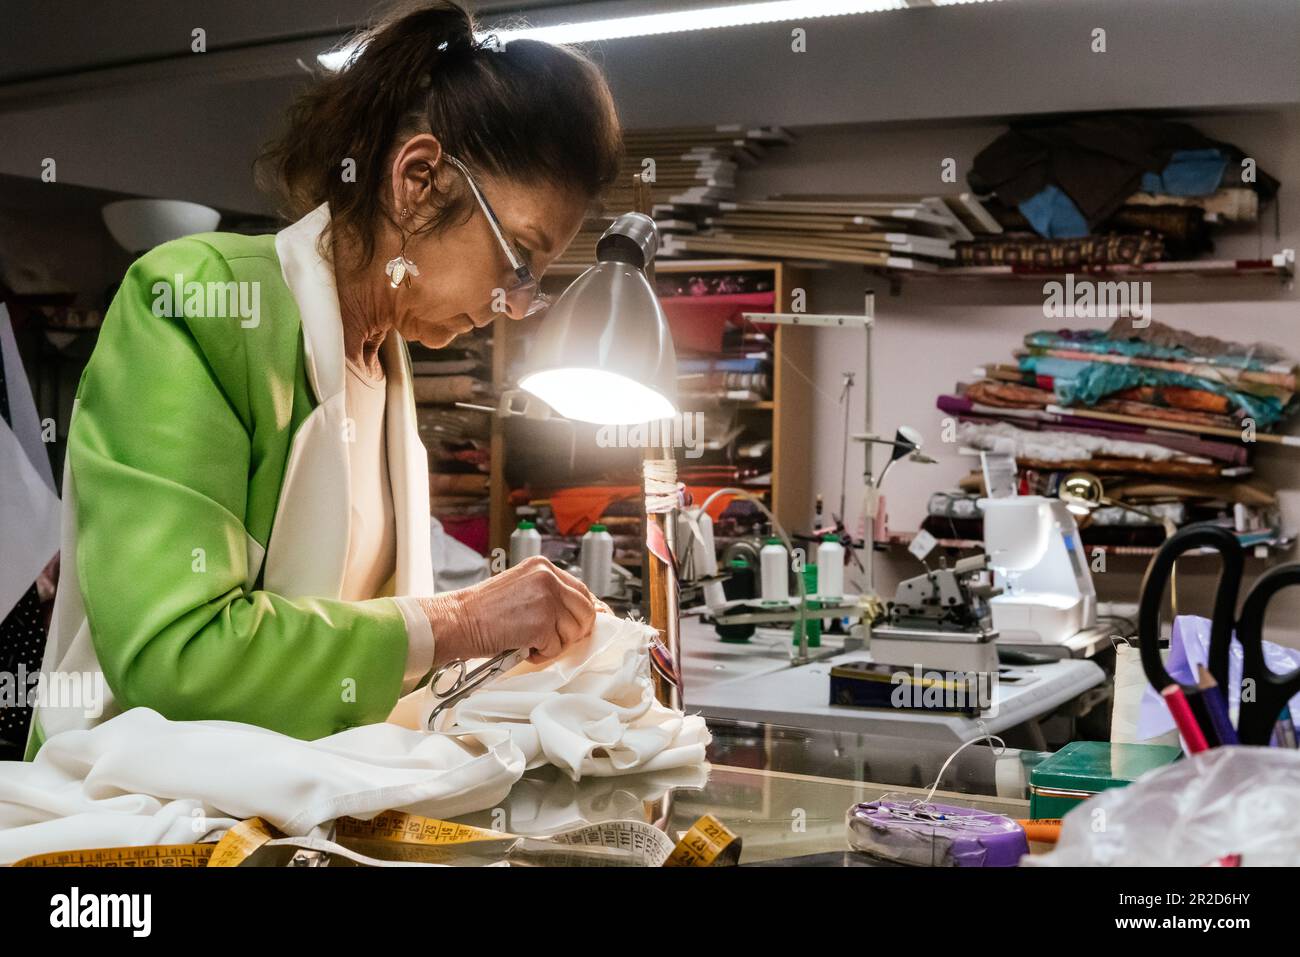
[664,814,742,867]
[13,845,215,868]
[14,817,277,869]
[15,811,739,868]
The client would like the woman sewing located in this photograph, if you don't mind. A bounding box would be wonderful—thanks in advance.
[26,1,622,756]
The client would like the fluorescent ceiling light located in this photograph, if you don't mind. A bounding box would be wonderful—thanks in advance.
[318,0,948,69]
[489,0,908,46]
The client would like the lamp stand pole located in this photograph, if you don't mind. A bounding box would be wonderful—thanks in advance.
[629,174,683,711]
[644,451,683,711]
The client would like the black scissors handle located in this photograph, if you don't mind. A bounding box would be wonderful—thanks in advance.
[1235,563,1300,745]
[1137,523,1242,694]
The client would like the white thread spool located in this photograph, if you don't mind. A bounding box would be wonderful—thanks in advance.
[580,524,614,597]
[760,537,789,603]
[696,511,726,610]
[816,534,844,600]
[643,458,680,514]
[509,520,541,566]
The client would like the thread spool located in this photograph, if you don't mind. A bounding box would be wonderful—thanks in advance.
[817,534,845,600]
[580,524,614,597]
[760,537,789,603]
[509,520,541,566]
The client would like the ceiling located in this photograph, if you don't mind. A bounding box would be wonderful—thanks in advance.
[0,0,712,85]
[2,0,1296,216]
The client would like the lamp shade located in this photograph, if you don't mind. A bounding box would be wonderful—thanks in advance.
[102,199,221,253]
[519,213,677,425]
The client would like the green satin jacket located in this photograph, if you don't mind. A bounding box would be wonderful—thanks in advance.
[26,214,430,758]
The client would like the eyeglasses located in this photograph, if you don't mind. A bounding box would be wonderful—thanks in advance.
[443,154,551,320]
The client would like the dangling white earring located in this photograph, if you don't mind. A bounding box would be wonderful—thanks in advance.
[386,207,420,288]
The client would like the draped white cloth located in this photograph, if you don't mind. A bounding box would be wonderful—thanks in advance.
[0,614,709,865]
[424,614,710,779]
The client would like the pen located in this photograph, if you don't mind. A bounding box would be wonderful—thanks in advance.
[1162,684,1209,754]
[1183,687,1220,749]
[1196,664,1238,746]
[1274,705,1297,749]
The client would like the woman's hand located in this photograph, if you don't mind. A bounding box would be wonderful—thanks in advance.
[419,556,600,666]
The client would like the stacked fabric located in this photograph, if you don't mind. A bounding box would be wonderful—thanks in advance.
[932,319,1297,548]
[665,195,991,270]
[551,125,793,270]
[961,114,1279,266]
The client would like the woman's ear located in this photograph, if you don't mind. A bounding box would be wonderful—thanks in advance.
[390,133,445,220]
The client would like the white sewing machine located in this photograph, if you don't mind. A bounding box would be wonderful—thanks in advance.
[979,496,1097,644]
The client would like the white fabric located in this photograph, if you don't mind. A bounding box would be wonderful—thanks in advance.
[0,420,59,622]
[268,202,434,600]
[421,614,711,781]
[957,419,1202,464]
[0,613,708,864]
[0,305,53,490]
[0,304,59,620]
[394,597,436,690]
[338,355,434,689]
[430,516,490,592]
[0,710,523,865]
[340,357,396,603]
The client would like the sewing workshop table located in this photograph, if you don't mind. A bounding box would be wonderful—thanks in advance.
[676,617,1106,786]
[448,761,1034,865]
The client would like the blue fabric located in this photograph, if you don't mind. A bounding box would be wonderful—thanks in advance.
[1019,354,1286,426]
[1024,329,1273,373]
[1139,148,1227,197]
[1017,184,1090,239]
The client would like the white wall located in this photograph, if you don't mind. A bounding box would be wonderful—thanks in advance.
[739,110,1300,642]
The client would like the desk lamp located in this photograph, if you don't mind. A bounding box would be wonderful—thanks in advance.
[1058,471,1176,537]
[519,213,677,424]
[519,213,683,708]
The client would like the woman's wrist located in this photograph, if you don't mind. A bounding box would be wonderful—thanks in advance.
[420,592,478,667]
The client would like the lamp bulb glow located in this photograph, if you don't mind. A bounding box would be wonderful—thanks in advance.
[520,368,676,425]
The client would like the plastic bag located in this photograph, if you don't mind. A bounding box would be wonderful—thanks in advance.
[1027,747,1300,866]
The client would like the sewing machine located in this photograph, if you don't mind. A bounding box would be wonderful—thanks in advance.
[870,554,1001,673]
[980,496,1097,645]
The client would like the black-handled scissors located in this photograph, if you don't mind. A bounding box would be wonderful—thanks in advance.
[1138,523,1300,745]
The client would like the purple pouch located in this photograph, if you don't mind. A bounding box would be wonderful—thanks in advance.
[846,800,1028,867]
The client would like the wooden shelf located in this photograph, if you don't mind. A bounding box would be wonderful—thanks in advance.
[880,251,1296,282]
[489,258,813,553]
[544,257,789,278]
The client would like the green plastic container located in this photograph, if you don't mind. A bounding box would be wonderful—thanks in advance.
[792,564,821,648]
[1028,741,1182,819]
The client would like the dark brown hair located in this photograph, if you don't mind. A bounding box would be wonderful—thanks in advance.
[257,0,623,265]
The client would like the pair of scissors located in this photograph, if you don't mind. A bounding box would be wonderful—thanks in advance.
[425,648,529,731]
[1138,523,1300,745]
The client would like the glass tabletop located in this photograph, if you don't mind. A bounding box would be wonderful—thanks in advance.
[703,715,1052,798]
[447,754,1032,865]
